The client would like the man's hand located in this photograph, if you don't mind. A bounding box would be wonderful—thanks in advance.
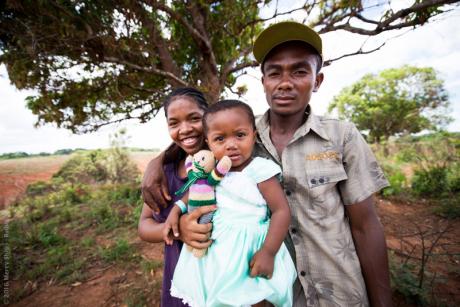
[141,153,171,212]
[249,248,275,279]
[179,205,216,249]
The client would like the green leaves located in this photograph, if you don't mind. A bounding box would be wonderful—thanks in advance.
[0,1,456,132]
[329,65,452,143]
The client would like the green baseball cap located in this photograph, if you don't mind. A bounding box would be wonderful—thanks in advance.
[253,21,322,63]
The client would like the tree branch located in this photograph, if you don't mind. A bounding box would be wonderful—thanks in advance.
[324,42,386,67]
[240,1,310,30]
[130,2,182,86]
[146,0,212,55]
[317,0,460,35]
[103,56,187,86]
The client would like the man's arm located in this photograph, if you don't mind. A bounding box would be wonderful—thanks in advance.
[141,151,172,212]
[345,196,392,307]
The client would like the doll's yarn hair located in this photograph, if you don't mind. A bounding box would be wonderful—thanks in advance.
[203,100,256,136]
[163,87,208,117]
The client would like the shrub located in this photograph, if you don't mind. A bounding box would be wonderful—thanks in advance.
[379,161,408,197]
[54,150,109,184]
[383,171,407,197]
[447,162,460,193]
[26,181,54,196]
[412,166,449,197]
[432,197,460,219]
[38,223,66,247]
[390,259,427,305]
[53,148,139,185]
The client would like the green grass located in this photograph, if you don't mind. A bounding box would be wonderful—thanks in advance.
[6,180,144,285]
[140,258,163,273]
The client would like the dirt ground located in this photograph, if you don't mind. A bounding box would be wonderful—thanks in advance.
[2,154,459,306]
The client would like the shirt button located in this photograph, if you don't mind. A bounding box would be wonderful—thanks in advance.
[310,179,317,184]
[285,190,292,196]
[300,271,306,276]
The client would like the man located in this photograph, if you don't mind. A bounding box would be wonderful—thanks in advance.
[142,21,392,306]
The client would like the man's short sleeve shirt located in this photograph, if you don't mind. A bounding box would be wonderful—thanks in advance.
[254,109,389,307]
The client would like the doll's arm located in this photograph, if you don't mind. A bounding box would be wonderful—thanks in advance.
[249,176,291,279]
[185,155,194,175]
[207,156,232,186]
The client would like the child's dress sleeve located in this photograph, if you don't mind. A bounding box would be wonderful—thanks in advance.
[245,157,282,184]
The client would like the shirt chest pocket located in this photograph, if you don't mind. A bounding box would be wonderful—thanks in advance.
[305,158,348,202]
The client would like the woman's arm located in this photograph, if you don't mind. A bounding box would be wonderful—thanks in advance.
[138,203,167,243]
[250,176,291,278]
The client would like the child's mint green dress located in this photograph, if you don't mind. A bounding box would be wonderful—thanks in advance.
[171,157,297,307]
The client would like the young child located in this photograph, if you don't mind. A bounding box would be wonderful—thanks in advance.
[138,87,209,307]
[167,100,297,307]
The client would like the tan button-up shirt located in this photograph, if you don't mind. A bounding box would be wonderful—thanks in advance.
[254,108,389,307]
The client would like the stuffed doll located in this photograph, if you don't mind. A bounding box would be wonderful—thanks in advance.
[175,150,231,257]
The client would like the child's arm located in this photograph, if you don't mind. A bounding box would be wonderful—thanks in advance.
[162,193,189,245]
[138,203,169,243]
[207,156,232,186]
[249,176,291,279]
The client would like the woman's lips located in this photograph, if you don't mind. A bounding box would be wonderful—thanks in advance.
[181,137,199,147]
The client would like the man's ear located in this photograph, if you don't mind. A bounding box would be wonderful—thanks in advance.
[261,75,265,91]
[313,72,324,92]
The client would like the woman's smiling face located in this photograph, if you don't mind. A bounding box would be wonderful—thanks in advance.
[166,97,205,156]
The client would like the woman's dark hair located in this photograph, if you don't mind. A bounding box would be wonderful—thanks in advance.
[163,87,208,117]
[203,100,256,135]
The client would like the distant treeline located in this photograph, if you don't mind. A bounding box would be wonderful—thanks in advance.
[394,131,460,143]
[0,147,159,160]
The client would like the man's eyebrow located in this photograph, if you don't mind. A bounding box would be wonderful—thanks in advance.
[264,60,311,71]
[264,63,281,71]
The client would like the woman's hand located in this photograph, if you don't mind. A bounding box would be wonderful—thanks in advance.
[162,205,182,245]
[179,205,216,249]
[249,248,275,279]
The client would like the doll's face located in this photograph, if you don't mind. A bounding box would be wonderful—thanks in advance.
[192,150,215,173]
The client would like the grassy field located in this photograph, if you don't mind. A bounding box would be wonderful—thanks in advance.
[0,151,157,209]
[1,146,459,306]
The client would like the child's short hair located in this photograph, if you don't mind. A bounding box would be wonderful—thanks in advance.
[203,100,256,135]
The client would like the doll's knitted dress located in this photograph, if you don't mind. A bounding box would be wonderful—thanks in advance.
[171,157,296,307]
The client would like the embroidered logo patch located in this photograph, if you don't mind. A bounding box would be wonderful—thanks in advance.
[306,151,339,161]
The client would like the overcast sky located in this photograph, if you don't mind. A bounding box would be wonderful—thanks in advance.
[1,6,459,155]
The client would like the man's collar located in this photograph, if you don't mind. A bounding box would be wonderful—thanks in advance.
[256,105,330,141]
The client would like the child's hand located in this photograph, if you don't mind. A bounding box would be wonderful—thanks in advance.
[163,206,181,245]
[249,248,275,279]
